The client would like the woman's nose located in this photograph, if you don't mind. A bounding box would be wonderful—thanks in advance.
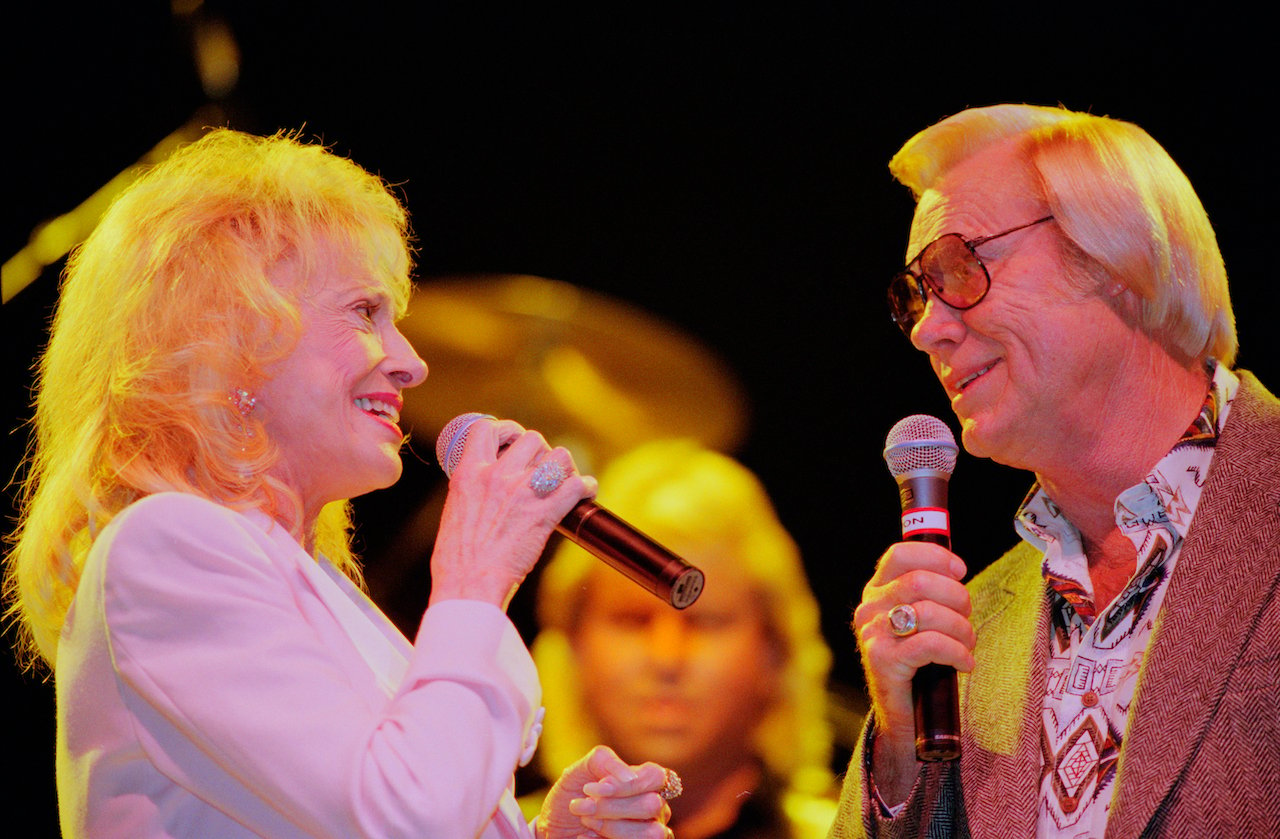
[387,325,428,387]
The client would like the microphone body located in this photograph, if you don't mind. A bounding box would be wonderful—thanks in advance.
[436,413,704,609]
[885,415,961,762]
[559,500,705,608]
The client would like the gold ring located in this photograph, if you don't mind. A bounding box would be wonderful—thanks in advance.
[888,603,919,637]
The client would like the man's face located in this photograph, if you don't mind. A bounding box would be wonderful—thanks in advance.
[904,139,1134,470]
[569,547,780,777]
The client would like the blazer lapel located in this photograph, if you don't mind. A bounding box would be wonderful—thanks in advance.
[247,512,413,698]
[962,543,1048,839]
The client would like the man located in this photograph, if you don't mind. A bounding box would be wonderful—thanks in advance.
[831,104,1280,838]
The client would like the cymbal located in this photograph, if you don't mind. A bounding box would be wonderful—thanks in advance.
[398,273,749,473]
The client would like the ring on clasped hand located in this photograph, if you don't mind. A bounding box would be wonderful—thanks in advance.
[888,603,919,637]
[659,768,683,801]
[528,461,569,497]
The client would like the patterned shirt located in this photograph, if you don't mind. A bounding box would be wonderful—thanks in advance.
[1012,362,1238,838]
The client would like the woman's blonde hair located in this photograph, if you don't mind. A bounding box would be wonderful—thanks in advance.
[5,128,414,669]
[890,103,1236,367]
[530,439,835,796]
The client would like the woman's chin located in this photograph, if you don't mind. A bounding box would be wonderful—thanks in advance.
[328,453,406,504]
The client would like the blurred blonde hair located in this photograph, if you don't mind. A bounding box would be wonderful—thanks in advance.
[530,439,835,796]
[5,128,414,669]
[890,103,1236,367]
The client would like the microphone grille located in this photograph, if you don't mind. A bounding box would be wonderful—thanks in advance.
[435,412,496,478]
[884,414,958,478]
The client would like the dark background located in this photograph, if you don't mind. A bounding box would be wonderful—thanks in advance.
[5,4,1276,834]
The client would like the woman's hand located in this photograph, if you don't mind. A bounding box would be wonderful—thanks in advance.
[852,540,975,804]
[430,418,596,609]
[538,746,673,839]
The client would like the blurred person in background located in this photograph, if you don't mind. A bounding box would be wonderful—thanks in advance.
[522,439,840,839]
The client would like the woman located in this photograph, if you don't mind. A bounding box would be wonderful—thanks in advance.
[524,440,839,838]
[5,128,675,838]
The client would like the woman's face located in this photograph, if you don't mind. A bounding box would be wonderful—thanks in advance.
[256,244,427,520]
[570,547,781,776]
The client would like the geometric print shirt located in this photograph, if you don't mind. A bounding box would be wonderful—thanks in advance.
[1013,362,1238,838]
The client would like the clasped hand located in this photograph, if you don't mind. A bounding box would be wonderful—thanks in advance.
[430,418,597,608]
[538,746,673,839]
[853,541,975,800]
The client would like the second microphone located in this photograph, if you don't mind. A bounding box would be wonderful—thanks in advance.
[435,412,705,609]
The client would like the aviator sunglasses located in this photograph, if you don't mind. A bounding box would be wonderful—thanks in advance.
[887,215,1055,337]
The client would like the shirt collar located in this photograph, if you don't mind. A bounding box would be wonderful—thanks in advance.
[1015,361,1239,550]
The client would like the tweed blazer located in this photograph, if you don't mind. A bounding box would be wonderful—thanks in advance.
[830,371,1280,838]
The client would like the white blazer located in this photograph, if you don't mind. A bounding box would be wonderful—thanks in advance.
[56,492,544,838]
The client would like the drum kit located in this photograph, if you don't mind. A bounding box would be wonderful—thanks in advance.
[398,272,748,474]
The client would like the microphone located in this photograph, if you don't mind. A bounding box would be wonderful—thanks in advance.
[435,413,705,609]
[884,414,961,762]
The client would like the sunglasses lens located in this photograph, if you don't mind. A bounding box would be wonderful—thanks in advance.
[888,233,995,336]
[919,235,988,308]
[888,272,924,333]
